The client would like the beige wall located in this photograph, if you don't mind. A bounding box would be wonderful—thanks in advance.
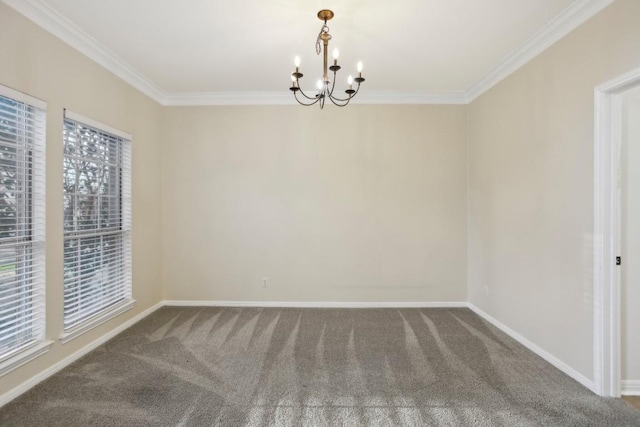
[161,105,468,302]
[468,0,640,381]
[621,85,640,383]
[0,4,163,393]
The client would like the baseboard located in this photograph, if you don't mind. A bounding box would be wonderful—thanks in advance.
[0,301,164,408]
[622,380,640,396]
[468,303,596,393]
[162,300,468,308]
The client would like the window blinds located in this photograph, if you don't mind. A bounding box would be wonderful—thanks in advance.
[0,88,46,359]
[62,113,131,331]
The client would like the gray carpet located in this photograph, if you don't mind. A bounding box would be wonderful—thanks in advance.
[1,307,639,426]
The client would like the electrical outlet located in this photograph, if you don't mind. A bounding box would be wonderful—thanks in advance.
[262,278,268,288]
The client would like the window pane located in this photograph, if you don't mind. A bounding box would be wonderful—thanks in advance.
[63,117,130,331]
[0,245,32,353]
[0,100,20,143]
[0,91,44,359]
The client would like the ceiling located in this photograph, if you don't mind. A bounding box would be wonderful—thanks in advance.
[3,0,613,105]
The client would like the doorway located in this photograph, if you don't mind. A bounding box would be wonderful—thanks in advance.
[594,67,640,398]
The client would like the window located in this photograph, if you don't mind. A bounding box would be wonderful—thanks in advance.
[62,111,132,335]
[0,85,46,368]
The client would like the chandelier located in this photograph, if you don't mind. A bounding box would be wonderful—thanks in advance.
[289,9,365,108]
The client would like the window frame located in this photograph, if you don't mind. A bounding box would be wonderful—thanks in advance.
[0,84,50,377]
[60,110,133,344]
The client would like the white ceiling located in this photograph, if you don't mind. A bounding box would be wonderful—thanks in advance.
[3,0,614,104]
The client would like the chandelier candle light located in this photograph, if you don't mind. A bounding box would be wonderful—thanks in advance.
[290,9,365,108]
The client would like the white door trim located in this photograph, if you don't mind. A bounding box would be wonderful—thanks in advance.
[594,67,640,397]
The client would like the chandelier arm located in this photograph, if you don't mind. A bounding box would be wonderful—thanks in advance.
[328,93,354,103]
[328,89,352,106]
[327,95,350,107]
[326,71,355,103]
[296,86,321,101]
[326,83,361,103]
[294,90,321,106]
[328,71,337,96]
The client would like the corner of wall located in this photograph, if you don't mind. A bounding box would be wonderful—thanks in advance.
[464,103,472,305]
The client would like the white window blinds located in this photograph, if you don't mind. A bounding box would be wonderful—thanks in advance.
[0,86,46,360]
[62,112,131,331]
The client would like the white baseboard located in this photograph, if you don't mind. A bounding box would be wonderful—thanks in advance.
[163,300,468,308]
[622,380,640,396]
[468,303,596,393]
[0,301,164,408]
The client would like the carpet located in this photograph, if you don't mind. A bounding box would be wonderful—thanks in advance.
[1,307,638,426]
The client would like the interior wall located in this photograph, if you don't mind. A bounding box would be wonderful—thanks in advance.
[621,85,640,384]
[0,3,163,394]
[467,0,640,382]
[161,105,468,302]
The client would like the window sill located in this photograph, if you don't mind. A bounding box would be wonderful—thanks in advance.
[59,299,136,344]
[0,340,53,377]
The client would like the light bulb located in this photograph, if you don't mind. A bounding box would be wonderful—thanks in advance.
[348,75,353,85]
[333,48,340,60]
[317,80,323,90]
[357,61,363,73]
[294,56,301,67]
[291,75,296,82]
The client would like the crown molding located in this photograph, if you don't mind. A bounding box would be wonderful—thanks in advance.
[1,0,166,103]
[465,0,615,102]
[354,91,469,105]
[161,91,469,106]
[3,0,615,106]
[162,91,294,106]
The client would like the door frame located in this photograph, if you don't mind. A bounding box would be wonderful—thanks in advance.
[594,66,640,397]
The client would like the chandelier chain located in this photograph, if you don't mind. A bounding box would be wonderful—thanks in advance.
[315,23,330,55]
